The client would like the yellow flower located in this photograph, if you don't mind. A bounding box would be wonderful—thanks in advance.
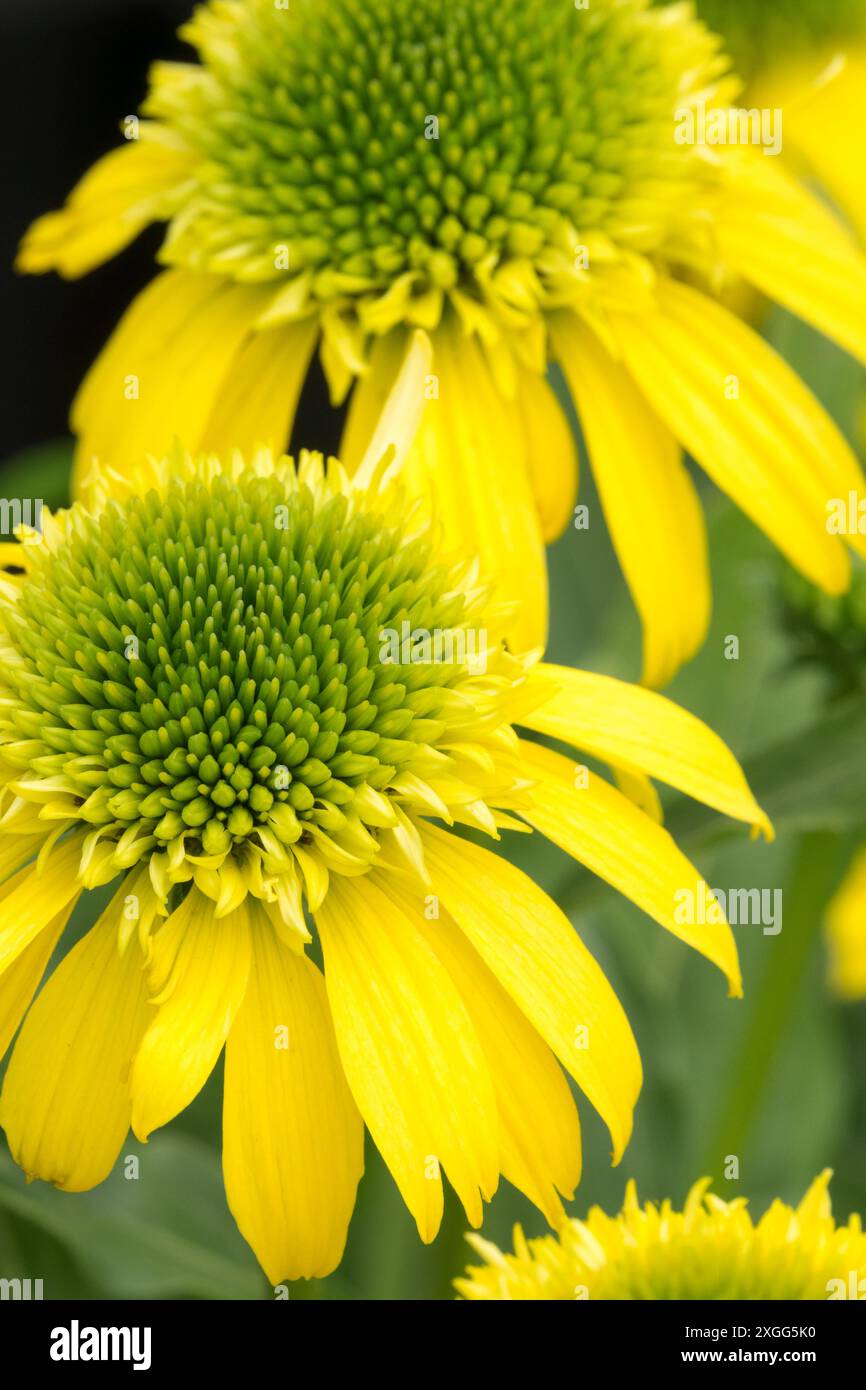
[0,438,769,1283]
[826,844,866,1001]
[692,0,866,244]
[17,0,866,683]
[457,1171,866,1300]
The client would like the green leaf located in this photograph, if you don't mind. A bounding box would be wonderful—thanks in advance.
[0,439,73,512]
[666,695,866,851]
[0,1132,267,1300]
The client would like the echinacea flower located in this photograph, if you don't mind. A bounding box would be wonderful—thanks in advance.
[18,0,866,682]
[0,441,769,1283]
[457,1171,866,1300]
[692,0,866,243]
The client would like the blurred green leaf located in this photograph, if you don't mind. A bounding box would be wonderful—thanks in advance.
[668,695,866,850]
[0,439,73,512]
[0,1132,266,1300]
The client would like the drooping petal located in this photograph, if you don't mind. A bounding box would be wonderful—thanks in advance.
[352,329,433,490]
[421,822,642,1163]
[377,875,581,1225]
[609,279,866,587]
[199,315,318,458]
[522,662,772,837]
[0,833,45,887]
[517,739,741,995]
[515,366,579,544]
[553,312,709,686]
[130,890,251,1141]
[316,871,500,1241]
[756,50,866,245]
[0,904,71,1062]
[222,907,363,1283]
[0,883,151,1192]
[16,137,195,279]
[0,836,85,977]
[345,324,548,651]
[71,269,273,493]
[715,155,866,371]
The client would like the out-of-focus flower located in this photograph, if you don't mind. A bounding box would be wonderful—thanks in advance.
[457,1171,866,1299]
[694,0,866,241]
[17,0,866,681]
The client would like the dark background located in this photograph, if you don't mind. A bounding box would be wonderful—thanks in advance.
[0,0,336,476]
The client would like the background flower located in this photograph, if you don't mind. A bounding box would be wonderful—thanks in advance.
[17,0,866,681]
[457,1171,866,1300]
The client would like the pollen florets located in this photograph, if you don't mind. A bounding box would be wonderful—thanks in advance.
[0,451,527,913]
[145,0,733,305]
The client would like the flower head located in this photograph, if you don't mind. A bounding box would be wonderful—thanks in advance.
[0,445,769,1282]
[19,0,866,680]
[457,1172,866,1300]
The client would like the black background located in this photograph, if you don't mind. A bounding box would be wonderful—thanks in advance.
[0,0,337,471]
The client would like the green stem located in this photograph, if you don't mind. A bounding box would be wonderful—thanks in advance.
[701,832,849,1177]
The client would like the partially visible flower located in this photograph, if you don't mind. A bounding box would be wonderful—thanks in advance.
[17,0,866,682]
[692,0,866,242]
[0,434,769,1283]
[826,846,866,1001]
[457,1171,866,1300]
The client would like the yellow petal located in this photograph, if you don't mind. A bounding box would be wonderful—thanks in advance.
[340,331,406,472]
[346,323,548,651]
[71,269,272,493]
[316,871,499,1240]
[0,904,71,1062]
[0,883,151,1191]
[131,890,251,1141]
[612,767,663,825]
[757,50,866,246]
[0,833,45,886]
[222,906,363,1283]
[352,329,433,490]
[16,138,195,279]
[421,823,641,1163]
[378,876,581,1225]
[199,315,318,458]
[0,837,85,977]
[609,279,865,588]
[553,313,710,686]
[523,662,772,837]
[715,153,866,370]
[518,739,742,995]
[515,367,579,543]
[825,844,866,1001]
